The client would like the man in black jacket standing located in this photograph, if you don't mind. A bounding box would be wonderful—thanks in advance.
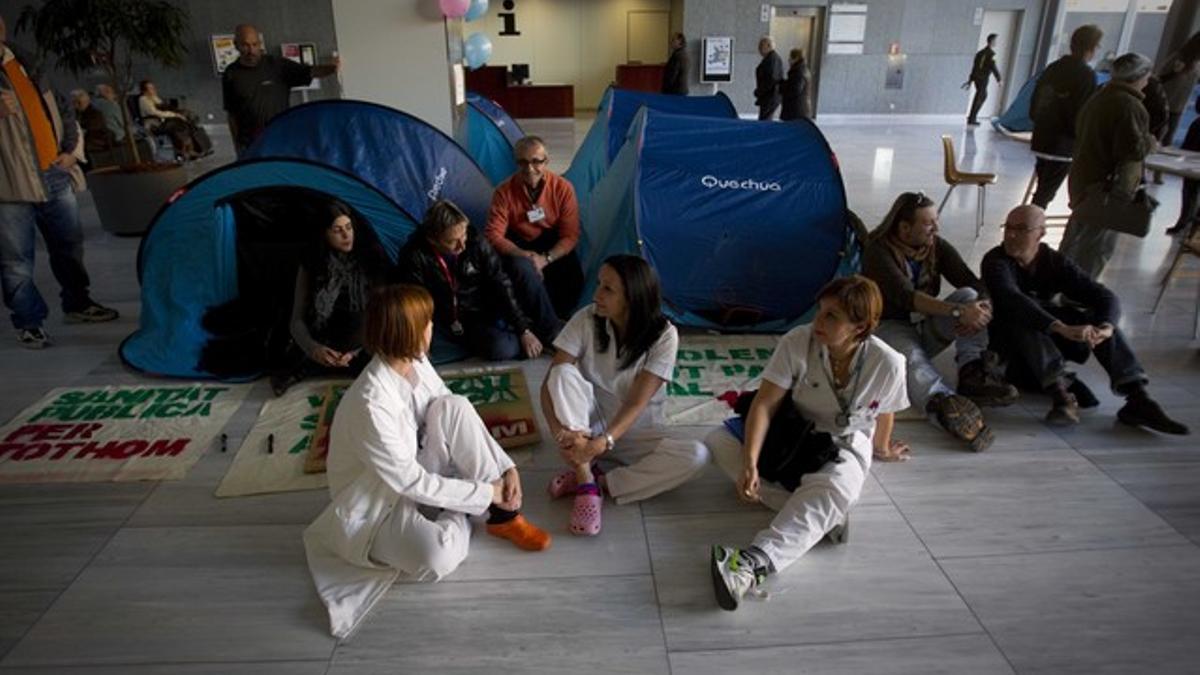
[661,32,688,95]
[754,36,784,120]
[965,33,1002,126]
[983,205,1186,434]
[398,200,560,361]
[1029,25,1102,208]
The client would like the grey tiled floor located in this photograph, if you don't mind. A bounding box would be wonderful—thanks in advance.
[2,116,1200,673]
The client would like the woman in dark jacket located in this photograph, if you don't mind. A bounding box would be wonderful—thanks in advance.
[271,201,387,395]
[780,49,813,121]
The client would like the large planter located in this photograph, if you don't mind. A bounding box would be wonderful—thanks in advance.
[88,164,188,236]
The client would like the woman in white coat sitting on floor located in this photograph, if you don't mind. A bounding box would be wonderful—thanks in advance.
[304,284,550,639]
[706,275,910,610]
[541,254,709,536]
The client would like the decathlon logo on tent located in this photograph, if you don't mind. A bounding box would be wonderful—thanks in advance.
[700,175,783,192]
[427,167,449,200]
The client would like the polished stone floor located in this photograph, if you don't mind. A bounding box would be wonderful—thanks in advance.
[1,114,1199,674]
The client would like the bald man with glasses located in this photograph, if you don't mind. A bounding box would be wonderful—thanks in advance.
[981,205,1186,434]
[485,135,583,319]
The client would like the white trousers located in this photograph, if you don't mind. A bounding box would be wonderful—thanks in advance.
[547,363,709,505]
[369,395,511,581]
[705,426,869,573]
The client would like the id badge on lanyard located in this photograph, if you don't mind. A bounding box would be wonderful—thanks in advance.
[434,254,464,335]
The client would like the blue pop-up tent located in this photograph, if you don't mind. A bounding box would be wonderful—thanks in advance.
[580,108,856,332]
[245,100,495,227]
[993,69,1110,134]
[120,158,421,379]
[564,87,737,215]
[465,93,524,185]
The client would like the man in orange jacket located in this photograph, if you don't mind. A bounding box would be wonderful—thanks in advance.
[484,136,584,319]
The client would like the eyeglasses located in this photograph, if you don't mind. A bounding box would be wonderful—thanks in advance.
[1002,222,1043,233]
[516,157,548,167]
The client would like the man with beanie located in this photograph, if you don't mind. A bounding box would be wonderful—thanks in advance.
[1059,53,1157,280]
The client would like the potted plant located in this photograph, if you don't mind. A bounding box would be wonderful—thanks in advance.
[17,0,191,236]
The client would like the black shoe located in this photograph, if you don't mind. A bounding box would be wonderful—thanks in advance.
[1117,393,1190,435]
[1066,375,1100,410]
[64,303,119,323]
[966,119,980,126]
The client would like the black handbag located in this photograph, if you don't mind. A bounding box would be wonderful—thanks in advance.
[1072,179,1159,238]
[733,391,842,491]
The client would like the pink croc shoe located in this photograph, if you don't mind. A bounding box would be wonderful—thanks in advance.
[569,484,603,536]
[546,470,578,499]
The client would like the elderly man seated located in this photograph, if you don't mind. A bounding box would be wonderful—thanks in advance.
[981,205,1187,434]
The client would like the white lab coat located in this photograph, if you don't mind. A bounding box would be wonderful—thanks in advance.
[548,305,709,503]
[303,355,512,639]
[706,325,908,571]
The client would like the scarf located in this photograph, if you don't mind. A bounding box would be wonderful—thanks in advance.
[311,251,368,332]
[885,228,939,294]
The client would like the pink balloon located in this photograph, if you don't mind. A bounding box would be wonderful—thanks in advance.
[440,0,470,18]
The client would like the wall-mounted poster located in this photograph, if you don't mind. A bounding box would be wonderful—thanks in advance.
[210,34,239,76]
[702,36,734,83]
[281,42,320,91]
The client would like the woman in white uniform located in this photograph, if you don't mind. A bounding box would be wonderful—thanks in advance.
[706,275,910,610]
[303,284,550,639]
[541,255,709,536]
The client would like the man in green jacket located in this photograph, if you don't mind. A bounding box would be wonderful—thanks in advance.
[1059,53,1157,280]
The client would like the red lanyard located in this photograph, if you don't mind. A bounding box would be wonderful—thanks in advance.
[434,253,459,323]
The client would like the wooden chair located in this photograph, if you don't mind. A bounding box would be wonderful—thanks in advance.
[937,135,996,238]
[1151,231,1200,338]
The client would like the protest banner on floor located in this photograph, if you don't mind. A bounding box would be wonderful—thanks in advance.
[666,334,780,425]
[0,383,249,483]
[217,368,541,497]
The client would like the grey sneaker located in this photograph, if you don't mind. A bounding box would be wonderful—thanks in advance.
[17,327,51,349]
[711,545,765,611]
[64,303,119,323]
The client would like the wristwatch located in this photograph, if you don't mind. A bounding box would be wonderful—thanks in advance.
[604,433,615,452]
[545,251,555,263]
[950,305,963,320]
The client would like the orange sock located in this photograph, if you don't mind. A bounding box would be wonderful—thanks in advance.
[487,514,552,551]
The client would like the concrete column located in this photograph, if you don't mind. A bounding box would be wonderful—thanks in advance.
[330,0,461,135]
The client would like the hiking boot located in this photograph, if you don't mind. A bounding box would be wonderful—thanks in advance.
[957,352,1018,407]
[16,327,51,349]
[927,393,994,452]
[64,303,119,323]
[711,545,766,611]
[1045,382,1080,427]
[1117,390,1190,436]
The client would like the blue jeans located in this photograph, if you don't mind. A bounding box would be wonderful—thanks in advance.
[873,288,989,411]
[0,169,93,329]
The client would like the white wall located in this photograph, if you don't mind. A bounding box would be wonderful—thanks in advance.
[331,0,454,133]
[473,0,672,109]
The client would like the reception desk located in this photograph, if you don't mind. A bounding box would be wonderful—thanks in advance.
[616,64,665,93]
[465,66,575,118]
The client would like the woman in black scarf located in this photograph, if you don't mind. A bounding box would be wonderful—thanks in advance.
[271,202,386,395]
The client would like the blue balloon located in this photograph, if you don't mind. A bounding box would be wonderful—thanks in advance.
[465,0,488,22]
[464,32,493,70]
